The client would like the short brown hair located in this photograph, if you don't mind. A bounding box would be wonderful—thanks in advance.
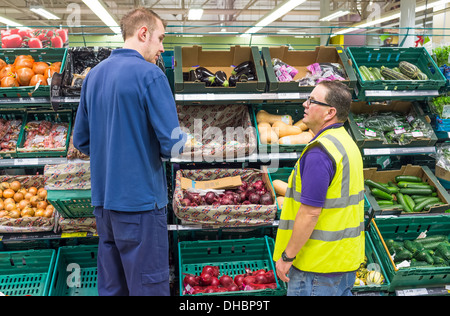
[320,81,352,122]
[120,8,166,41]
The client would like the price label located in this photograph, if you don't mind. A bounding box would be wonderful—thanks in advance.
[14,158,38,166]
[61,232,88,238]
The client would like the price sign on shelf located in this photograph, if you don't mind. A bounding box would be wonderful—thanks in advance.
[13,158,39,166]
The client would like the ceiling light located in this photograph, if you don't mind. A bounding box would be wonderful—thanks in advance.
[82,0,121,34]
[30,7,60,20]
[244,0,307,34]
[320,10,351,22]
[334,0,448,35]
[0,16,22,27]
[188,9,204,20]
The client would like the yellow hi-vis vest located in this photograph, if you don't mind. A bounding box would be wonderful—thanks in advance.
[273,126,365,273]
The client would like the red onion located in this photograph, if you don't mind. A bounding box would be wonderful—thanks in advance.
[264,283,278,289]
[239,191,247,202]
[219,275,234,287]
[204,191,217,205]
[265,270,275,283]
[202,265,216,276]
[220,196,233,205]
[227,284,239,291]
[183,274,198,286]
[245,188,255,199]
[200,273,212,285]
[248,193,260,204]
[260,192,273,205]
[255,274,267,284]
[234,274,245,287]
[252,180,265,191]
[254,269,266,275]
[210,276,220,287]
[243,275,257,285]
[204,286,216,293]
[181,198,191,207]
[212,266,220,277]
[242,200,251,205]
[239,181,248,191]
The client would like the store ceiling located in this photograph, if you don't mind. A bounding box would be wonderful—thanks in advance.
[0,0,438,36]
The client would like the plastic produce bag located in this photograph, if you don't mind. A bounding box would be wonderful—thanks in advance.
[435,143,450,172]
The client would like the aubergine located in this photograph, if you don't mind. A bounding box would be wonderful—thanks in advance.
[214,70,229,87]
[233,61,254,76]
[188,69,201,82]
[200,75,215,86]
[238,73,257,82]
[194,66,215,79]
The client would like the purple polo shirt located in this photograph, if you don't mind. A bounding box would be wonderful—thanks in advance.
[299,123,343,208]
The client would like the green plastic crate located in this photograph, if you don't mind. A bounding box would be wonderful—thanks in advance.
[49,245,98,296]
[368,215,450,292]
[173,45,267,94]
[0,109,26,159]
[178,236,286,296]
[346,47,446,100]
[352,232,391,294]
[262,46,357,93]
[16,109,72,158]
[47,189,94,218]
[252,104,308,153]
[0,48,67,98]
[0,249,56,296]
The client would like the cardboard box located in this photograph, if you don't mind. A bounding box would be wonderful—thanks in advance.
[262,45,357,93]
[173,45,267,93]
[173,168,277,227]
[180,175,242,190]
[348,101,437,148]
[364,164,450,215]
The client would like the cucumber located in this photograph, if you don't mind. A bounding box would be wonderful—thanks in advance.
[365,179,392,194]
[399,188,433,196]
[422,201,444,212]
[413,196,434,203]
[394,249,413,262]
[380,204,403,210]
[415,235,448,245]
[436,243,450,261]
[396,182,435,191]
[403,194,415,211]
[395,175,422,183]
[371,188,394,200]
[377,200,394,206]
[413,197,440,212]
[386,186,399,194]
[396,192,412,212]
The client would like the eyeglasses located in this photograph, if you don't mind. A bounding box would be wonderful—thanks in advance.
[305,96,334,108]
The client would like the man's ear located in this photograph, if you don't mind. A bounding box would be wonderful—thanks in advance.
[325,107,337,121]
[137,26,148,42]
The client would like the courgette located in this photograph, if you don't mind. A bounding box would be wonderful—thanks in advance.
[386,186,399,194]
[403,194,415,212]
[413,197,440,212]
[399,188,433,196]
[395,175,422,183]
[371,188,394,201]
[396,192,412,212]
[396,182,435,191]
[404,239,422,255]
[358,66,374,81]
[432,255,447,265]
[414,250,434,265]
[365,179,392,194]
[377,200,394,206]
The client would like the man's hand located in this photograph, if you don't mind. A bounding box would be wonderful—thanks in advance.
[276,258,292,283]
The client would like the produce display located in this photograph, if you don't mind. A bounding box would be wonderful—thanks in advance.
[352,110,434,145]
[272,179,288,210]
[386,235,450,268]
[0,54,61,87]
[271,58,298,82]
[183,265,278,294]
[19,118,69,152]
[181,179,273,207]
[256,110,314,145]
[1,28,68,48]
[358,61,428,81]
[297,62,346,86]
[0,117,22,154]
[187,61,257,87]
[430,94,450,119]
[354,256,385,286]
[365,175,445,213]
[0,180,54,219]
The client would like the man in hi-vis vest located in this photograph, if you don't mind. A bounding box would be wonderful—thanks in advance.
[273,81,365,296]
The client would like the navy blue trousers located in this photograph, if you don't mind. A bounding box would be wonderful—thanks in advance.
[94,206,170,296]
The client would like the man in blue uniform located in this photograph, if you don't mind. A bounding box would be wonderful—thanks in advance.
[73,8,186,296]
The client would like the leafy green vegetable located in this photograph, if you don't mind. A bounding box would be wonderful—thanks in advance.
[432,45,450,67]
